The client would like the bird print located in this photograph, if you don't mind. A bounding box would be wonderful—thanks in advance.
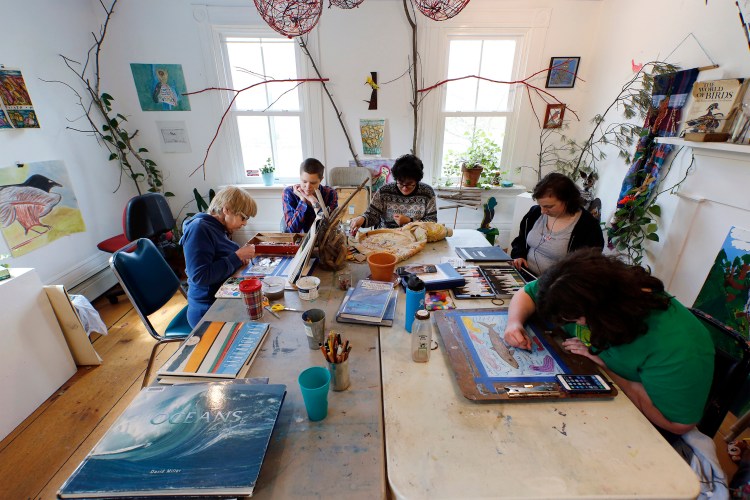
[0,174,62,234]
[686,103,724,133]
[372,165,391,193]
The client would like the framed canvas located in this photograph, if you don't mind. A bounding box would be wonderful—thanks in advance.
[543,103,566,129]
[545,57,580,88]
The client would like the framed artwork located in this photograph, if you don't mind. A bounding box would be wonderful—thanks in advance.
[130,63,191,111]
[543,103,566,129]
[545,57,580,88]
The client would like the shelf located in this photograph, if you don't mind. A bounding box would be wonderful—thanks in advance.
[655,137,750,154]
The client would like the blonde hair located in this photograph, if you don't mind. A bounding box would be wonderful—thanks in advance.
[208,186,257,218]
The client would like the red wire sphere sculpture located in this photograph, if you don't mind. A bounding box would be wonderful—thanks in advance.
[329,0,365,8]
[413,0,471,21]
[253,0,323,38]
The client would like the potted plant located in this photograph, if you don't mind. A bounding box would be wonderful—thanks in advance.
[260,158,275,186]
[0,253,10,281]
[443,130,504,188]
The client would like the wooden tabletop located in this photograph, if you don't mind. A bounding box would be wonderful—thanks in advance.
[203,262,385,499]
[380,230,700,499]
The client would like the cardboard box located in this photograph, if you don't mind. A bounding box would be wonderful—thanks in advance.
[248,232,303,255]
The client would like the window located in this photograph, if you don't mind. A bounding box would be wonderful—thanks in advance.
[218,32,313,183]
[438,36,521,178]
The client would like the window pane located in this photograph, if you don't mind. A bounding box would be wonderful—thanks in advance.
[440,116,507,176]
[445,40,481,111]
[226,38,299,111]
[237,116,303,179]
[476,40,516,111]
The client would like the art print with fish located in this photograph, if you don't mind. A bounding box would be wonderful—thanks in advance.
[448,310,569,384]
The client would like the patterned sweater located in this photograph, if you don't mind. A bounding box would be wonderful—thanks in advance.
[360,182,437,229]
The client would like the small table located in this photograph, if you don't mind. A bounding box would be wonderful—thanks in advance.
[380,230,700,499]
[203,263,385,499]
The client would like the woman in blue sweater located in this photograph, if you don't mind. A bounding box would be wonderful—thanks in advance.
[180,186,258,327]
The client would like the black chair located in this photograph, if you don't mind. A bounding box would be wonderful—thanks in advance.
[110,238,192,388]
[692,308,750,438]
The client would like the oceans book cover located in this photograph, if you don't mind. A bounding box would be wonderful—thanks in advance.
[58,381,286,498]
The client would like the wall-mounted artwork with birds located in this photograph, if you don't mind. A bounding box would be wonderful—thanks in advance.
[0,160,86,257]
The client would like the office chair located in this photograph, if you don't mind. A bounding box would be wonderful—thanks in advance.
[110,238,192,388]
[691,308,750,438]
[98,193,181,302]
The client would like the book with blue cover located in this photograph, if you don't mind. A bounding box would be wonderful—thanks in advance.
[338,279,394,323]
[57,381,286,498]
[399,262,466,291]
[336,288,398,326]
[156,321,270,383]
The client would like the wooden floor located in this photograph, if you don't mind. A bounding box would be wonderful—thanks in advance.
[0,290,747,498]
[0,292,186,500]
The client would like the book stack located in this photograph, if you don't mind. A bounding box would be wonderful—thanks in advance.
[336,279,397,326]
[58,380,286,499]
[156,321,270,384]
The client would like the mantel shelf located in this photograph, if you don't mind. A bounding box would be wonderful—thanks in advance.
[655,137,750,154]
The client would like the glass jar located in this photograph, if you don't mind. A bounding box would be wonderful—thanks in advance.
[411,309,433,363]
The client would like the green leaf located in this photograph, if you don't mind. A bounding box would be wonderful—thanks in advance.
[164,192,174,197]
[108,153,117,161]
[110,118,118,128]
[131,173,144,180]
[646,233,660,242]
[138,147,148,153]
[102,124,110,131]
[646,223,657,234]
[647,205,661,216]
[116,113,128,122]
[101,92,113,101]
[117,141,127,149]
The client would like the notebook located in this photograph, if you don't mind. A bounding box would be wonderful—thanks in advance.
[455,246,512,262]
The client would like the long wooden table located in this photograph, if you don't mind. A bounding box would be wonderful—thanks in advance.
[380,230,700,499]
[203,262,385,499]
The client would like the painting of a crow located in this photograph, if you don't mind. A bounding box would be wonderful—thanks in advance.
[0,174,62,234]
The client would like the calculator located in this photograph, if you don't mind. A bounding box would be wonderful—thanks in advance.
[555,374,612,394]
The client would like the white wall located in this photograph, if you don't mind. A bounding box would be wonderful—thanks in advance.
[0,0,135,287]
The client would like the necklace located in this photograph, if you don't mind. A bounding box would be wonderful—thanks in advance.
[542,215,558,242]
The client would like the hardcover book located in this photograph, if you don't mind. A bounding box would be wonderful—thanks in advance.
[683,78,747,140]
[338,279,394,323]
[336,288,398,326]
[57,381,286,498]
[455,246,512,262]
[399,262,465,291]
[156,321,270,382]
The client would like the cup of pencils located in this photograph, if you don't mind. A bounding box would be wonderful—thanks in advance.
[321,331,351,391]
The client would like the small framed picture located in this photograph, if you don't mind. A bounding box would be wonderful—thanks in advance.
[545,57,580,88]
[543,104,566,129]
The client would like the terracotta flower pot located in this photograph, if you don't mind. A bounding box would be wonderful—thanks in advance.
[367,252,397,282]
[461,165,483,187]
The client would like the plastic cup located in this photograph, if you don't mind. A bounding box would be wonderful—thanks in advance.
[239,278,263,320]
[302,309,326,350]
[298,366,331,421]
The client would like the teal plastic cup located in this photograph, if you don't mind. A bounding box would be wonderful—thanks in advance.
[298,366,331,421]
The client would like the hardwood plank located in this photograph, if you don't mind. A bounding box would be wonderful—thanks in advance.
[0,295,185,499]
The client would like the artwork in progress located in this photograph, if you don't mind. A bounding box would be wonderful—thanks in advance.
[130,63,191,111]
[0,160,86,257]
[693,226,750,338]
[545,57,580,89]
[434,309,572,401]
[0,68,39,128]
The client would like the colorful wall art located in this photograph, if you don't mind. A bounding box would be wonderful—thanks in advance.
[130,63,191,111]
[0,161,86,257]
[0,68,39,129]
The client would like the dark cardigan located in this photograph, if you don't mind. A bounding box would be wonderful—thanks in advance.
[510,205,604,260]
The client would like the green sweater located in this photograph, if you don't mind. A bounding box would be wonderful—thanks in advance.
[524,281,714,424]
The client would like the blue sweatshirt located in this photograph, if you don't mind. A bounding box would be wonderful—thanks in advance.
[180,213,242,327]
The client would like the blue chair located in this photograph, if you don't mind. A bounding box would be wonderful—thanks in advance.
[110,238,192,388]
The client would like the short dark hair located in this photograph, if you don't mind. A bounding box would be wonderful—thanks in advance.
[535,248,669,351]
[391,154,424,183]
[532,172,584,214]
[300,158,325,179]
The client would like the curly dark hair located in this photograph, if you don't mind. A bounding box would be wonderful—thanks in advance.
[391,154,424,183]
[532,172,584,215]
[535,248,670,351]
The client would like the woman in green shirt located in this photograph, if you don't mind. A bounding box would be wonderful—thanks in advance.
[504,249,714,439]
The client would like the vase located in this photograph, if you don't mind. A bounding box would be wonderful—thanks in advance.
[461,165,483,187]
[261,171,274,186]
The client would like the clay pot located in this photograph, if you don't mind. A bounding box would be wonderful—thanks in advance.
[367,252,397,282]
[461,164,483,187]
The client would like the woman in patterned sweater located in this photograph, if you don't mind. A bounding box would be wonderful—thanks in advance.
[349,154,437,234]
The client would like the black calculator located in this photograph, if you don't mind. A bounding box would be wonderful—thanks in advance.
[555,374,612,394]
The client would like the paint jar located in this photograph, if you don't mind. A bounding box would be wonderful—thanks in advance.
[411,310,433,363]
[239,278,263,320]
[297,276,320,301]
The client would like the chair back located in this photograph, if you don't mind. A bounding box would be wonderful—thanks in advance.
[328,167,371,189]
[692,308,750,437]
[125,192,175,242]
[110,238,185,340]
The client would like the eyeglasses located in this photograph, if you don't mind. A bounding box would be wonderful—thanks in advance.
[396,181,417,189]
[237,212,249,222]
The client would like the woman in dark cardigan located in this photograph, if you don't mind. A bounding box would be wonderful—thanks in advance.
[510,173,603,276]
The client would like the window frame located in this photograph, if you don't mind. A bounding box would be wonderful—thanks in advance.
[210,26,324,185]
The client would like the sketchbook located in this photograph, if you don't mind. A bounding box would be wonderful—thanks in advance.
[57,381,286,498]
